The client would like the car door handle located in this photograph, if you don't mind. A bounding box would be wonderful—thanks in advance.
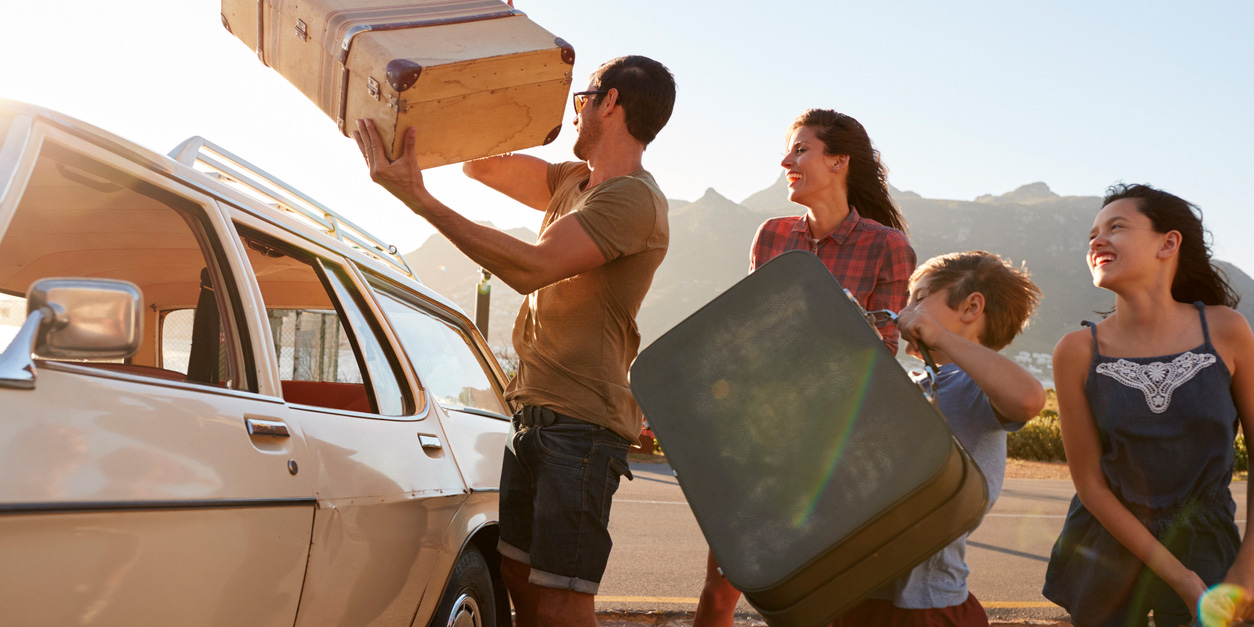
[245,417,290,438]
[418,434,442,450]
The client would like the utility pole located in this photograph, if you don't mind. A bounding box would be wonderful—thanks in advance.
[475,268,491,338]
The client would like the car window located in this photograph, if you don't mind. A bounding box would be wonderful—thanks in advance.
[0,293,23,349]
[321,263,407,416]
[0,141,241,387]
[372,287,508,417]
[240,232,407,416]
[159,308,232,377]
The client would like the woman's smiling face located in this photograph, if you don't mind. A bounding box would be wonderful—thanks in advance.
[780,126,842,207]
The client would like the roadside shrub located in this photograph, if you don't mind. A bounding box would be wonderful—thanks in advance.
[1236,433,1248,473]
[1006,409,1066,462]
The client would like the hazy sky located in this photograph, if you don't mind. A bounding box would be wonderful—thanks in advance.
[2,1,1251,272]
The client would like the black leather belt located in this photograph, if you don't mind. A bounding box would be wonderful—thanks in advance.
[516,405,582,428]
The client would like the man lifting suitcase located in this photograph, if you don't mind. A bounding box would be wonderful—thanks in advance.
[355,55,677,627]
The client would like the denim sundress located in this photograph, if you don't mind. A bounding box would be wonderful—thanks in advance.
[1042,303,1241,627]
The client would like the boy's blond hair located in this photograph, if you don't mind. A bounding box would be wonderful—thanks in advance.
[910,251,1041,351]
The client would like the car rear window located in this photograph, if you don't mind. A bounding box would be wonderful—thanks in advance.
[373,289,507,418]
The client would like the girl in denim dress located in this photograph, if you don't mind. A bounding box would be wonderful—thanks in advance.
[1043,184,1254,627]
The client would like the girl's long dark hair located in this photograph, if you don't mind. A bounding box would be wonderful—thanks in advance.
[789,109,907,234]
[1104,183,1238,308]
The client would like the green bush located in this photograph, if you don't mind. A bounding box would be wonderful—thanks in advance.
[1236,433,1248,473]
[1006,409,1067,462]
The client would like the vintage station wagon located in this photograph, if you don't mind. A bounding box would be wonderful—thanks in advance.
[0,101,512,627]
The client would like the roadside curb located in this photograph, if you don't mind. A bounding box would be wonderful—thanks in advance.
[595,610,1070,626]
[595,610,758,626]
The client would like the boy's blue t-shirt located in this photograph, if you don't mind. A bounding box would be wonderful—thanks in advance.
[873,362,1025,609]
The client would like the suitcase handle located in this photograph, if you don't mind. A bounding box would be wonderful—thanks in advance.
[845,290,941,405]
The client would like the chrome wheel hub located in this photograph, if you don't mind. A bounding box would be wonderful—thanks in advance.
[447,592,481,627]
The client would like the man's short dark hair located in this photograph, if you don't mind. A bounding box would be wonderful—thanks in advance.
[589,55,676,147]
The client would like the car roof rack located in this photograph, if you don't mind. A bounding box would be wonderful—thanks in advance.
[168,136,415,279]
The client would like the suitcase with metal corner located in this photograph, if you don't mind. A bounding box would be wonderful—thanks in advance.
[628,250,989,627]
[221,0,574,167]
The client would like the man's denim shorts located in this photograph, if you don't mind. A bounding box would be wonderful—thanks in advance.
[497,408,633,595]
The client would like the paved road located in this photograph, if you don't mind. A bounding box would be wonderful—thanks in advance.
[596,461,1249,623]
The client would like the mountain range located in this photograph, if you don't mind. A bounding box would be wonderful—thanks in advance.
[403,177,1254,359]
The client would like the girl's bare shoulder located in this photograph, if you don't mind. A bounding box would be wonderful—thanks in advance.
[1055,326,1095,351]
[1204,304,1248,327]
[1054,327,1095,368]
[1204,305,1254,346]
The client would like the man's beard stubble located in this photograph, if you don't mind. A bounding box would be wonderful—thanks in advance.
[572,114,601,162]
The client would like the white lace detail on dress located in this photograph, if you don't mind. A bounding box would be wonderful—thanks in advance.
[1095,351,1217,414]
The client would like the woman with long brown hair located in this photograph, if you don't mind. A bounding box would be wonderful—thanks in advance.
[693,109,915,626]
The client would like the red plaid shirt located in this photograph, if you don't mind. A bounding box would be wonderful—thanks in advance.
[749,208,916,354]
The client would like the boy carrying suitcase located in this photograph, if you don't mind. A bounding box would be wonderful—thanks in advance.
[833,251,1047,627]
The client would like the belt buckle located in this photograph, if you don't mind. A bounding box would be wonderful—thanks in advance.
[521,405,558,427]
[536,406,557,427]
[517,405,557,428]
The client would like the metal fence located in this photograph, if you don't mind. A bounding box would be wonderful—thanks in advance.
[267,310,362,383]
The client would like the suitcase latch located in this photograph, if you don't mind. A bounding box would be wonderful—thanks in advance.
[367,77,381,101]
[294,19,308,42]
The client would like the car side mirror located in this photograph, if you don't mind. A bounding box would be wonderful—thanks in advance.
[0,278,143,389]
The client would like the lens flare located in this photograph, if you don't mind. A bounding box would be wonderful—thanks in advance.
[789,347,879,528]
[1198,582,1245,627]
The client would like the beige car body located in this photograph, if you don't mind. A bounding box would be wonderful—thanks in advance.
[0,102,512,627]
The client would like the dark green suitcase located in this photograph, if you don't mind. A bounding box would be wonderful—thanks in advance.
[628,250,988,627]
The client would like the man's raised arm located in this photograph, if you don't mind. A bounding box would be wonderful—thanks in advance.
[463,153,553,211]
[355,119,604,295]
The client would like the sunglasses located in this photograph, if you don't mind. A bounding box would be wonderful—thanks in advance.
[572,90,608,114]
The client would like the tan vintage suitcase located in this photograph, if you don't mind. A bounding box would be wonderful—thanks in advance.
[221,0,575,167]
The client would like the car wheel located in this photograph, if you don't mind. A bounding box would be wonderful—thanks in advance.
[431,544,497,627]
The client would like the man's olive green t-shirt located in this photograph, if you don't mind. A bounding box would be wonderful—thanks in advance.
[505,161,669,442]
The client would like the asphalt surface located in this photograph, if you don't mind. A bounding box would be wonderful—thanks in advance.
[595,460,1250,625]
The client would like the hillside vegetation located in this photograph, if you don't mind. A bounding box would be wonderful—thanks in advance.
[404,178,1254,358]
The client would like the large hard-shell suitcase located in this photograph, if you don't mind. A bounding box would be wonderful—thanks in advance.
[221,0,574,168]
[629,251,988,627]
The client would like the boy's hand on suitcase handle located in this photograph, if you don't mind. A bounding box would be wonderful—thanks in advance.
[354,120,435,214]
[894,304,942,405]
[846,291,942,404]
[896,302,946,356]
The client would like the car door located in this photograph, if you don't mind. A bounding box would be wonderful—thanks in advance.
[366,279,512,492]
[229,225,469,627]
[0,116,314,626]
